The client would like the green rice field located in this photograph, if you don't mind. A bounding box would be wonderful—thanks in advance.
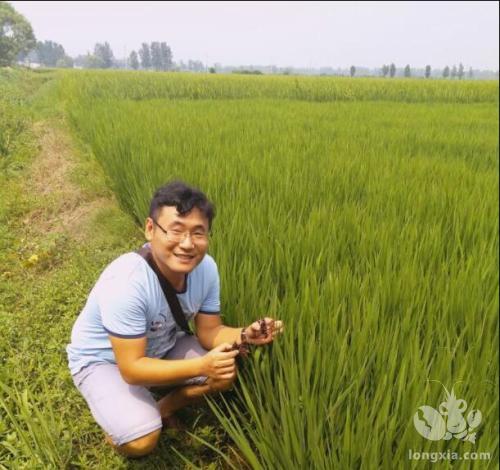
[62,71,499,469]
[1,69,498,469]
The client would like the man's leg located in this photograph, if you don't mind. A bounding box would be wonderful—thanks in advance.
[158,377,234,419]
[107,378,234,457]
[72,364,163,457]
[159,333,236,419]
[106,429,162,458]
[103,377,235,457]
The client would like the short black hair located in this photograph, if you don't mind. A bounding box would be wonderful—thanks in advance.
[149,181,215,229]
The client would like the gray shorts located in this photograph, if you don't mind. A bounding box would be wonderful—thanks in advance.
[72,333,208,446]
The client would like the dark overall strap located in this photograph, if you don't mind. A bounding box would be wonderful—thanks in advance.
[136,246,192,335]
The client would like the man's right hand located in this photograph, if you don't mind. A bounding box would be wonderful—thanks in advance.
[201,343,239,380]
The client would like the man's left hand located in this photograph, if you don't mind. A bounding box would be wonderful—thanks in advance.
[243,317,284,346]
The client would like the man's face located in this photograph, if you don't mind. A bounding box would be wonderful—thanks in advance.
[145,206,209,280]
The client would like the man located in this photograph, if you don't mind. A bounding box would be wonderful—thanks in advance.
[67,181,283,458]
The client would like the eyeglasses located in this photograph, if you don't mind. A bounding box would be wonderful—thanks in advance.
[152,218,209,244]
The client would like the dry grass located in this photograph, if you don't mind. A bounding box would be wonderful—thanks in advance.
[23,120,113,242]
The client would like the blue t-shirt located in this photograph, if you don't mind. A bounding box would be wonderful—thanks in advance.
[66,250,220,375]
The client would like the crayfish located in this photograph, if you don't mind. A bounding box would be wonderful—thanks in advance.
[230,341,250,358]
[230,319,275,358]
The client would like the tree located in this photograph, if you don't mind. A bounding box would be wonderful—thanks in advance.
[160,42,172,70]
[451,65,457,79]
[404,64,411,77]
[381,64,389,77]
[457,62,464,80]
[139,43,151,69]
[389,63,396,78]
[56,55,73,68]
[148,41,174,71]
[188,59,204,72]
[150,41,161,70]
[442,66,450,78]
[129,50,139,70]
[84,53,105,69]
[468,67,473,79]
[94,42,114,68]
[425,65,431,79]
[350,65,356,77]
[0,1,36,66]
[35,40,66,67]
[73,54,87,68]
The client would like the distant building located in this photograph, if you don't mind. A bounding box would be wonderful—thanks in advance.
[17,60,41,68]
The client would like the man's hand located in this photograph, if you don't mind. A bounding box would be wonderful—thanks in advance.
[200,343,239,380]
[243,317,284,346]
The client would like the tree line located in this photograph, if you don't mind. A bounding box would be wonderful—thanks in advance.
[349,62,471,79]
[74,41,175,71]
[34,41,173,70]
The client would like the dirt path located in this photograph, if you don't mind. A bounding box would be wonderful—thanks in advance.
[23,120,114,243]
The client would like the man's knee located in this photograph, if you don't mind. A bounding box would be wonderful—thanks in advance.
[207,375,236,393]
[116,428,161,458]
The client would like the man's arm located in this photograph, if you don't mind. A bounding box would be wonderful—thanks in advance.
[109,335,239,387]
[195,313,242,350]
[109,335,205,386]
[195,313,285,350]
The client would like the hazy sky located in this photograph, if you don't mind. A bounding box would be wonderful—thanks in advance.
[11,1,499,69]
